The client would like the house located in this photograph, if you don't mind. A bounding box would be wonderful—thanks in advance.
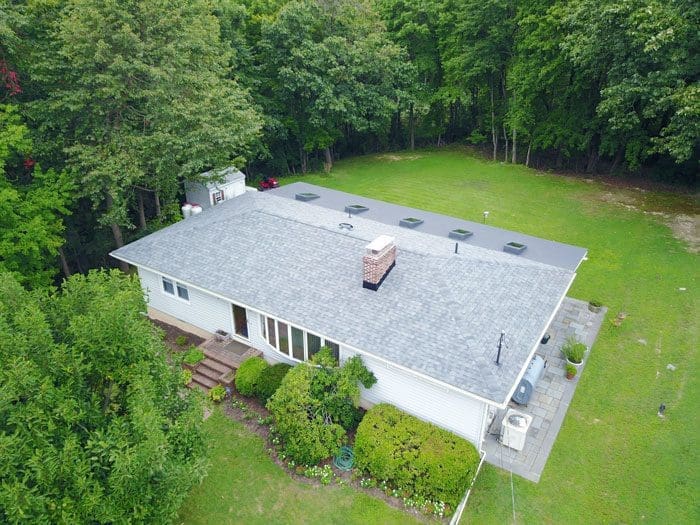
[184,166,248,209]
[111,182,586,448]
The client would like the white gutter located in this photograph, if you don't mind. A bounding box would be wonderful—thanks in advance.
[449,451,487,525]
[501,269,578,406]
[111,253,569,409]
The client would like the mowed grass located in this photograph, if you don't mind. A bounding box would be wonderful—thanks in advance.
[291,148,699,523]
[178,147,698,524]
[177,409,426,525]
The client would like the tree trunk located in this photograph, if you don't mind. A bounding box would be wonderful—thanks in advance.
[58,246,72,279]
[137,189,147,229]
[154,191,161,217]
[323,147,333,173]
[555,149,564,169]
[503,124,509,163]
[105,192,129,272]
[300,147,307,173]
[609,147,624,173]
[409,102,415,151]
[525,140,532,167]
[490,79,497,161]
[512,127,517,164]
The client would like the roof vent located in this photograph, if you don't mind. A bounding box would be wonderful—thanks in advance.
[504,241,527,254]
[345,204,369,214]
[295,192,320,201]
[363,235,396,291]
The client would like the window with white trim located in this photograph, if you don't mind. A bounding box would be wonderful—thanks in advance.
[162,277,189,301]
[259,314,341,363]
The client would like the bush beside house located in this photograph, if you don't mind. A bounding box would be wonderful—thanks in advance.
[235,357,268,396]
[266,348,376,465]
[354,403,480,510]
[256,363,292,402]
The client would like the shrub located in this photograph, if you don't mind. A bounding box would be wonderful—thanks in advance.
[562,336,586,364]
[182,345,205,365]
[589,299,603,308]
[208,384,226,402]
[181,368,193,386]
[235,356,268,396]
[256,363,292,402]
[354,403,480,510]
[175,334,189,347]
[266,351,376,465]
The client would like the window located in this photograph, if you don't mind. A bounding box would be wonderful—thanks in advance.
[212,190,224,205]
[266,317,277,348]
[307,333,321,360]
[162,277,175,295]
[325,340,340,362]
[291,327,305,360]
[176,283,189,301]
[260,314,267,339]
[162,276,189,301]
[277,321,290,355]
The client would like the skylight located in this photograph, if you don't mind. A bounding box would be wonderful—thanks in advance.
[400,217,424,228]
[449,228,473,240]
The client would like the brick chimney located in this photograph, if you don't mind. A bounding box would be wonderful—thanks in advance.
[363,235,396,291]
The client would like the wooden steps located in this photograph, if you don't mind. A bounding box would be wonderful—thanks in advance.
[186,338,264,392]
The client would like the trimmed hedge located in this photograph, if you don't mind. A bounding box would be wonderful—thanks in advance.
[235,356,268,396]
[354,403,480,509]
[256,363,292,402]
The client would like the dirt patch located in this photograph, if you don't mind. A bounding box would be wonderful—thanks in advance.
[597,189,700,253]
[152,318,205,352]
[668,214,700,253]
[377,154,424,162]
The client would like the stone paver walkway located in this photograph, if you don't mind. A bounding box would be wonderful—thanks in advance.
[482,297,606,482]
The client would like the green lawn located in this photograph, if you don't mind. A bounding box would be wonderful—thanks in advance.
[177,409,426,525]
[179,147,698,523]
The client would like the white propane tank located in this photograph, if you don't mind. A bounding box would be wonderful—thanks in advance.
[181,203,192,218]
[190,204,203,217]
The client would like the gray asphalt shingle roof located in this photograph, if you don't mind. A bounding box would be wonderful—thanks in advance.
[112,186,579,404]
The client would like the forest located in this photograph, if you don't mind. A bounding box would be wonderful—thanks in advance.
[0,0,698,287]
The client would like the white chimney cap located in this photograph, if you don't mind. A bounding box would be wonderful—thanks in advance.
[366,235,395,255]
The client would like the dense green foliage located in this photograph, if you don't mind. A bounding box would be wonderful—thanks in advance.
[255,362,292,403]
[178,408,421,525]
[1,0,697,277]
[235,356,269,397]
[0,270,206,524]
[355,403,480,510]
[266,349,376,465]
[182,346,205,366]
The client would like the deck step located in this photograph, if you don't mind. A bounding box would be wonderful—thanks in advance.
[199,357,230,375]
[197,364,227,382]
[191,373,218,389]
[203,347,241,369]
[187,381,208,393]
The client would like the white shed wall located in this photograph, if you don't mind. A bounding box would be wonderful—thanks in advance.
[138,268,232,335]
[344,349,487,446]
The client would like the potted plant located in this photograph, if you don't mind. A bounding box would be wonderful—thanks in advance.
[588,299,603,313]
[565,363,577,380]
[561,336,586,366]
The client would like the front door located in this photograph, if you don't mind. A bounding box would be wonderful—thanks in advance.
[232,303,248,339]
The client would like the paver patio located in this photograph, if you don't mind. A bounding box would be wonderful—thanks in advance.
[482,297,607,482]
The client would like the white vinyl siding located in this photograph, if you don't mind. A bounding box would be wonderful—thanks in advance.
[138,268,231,335]
[345,349,487,446]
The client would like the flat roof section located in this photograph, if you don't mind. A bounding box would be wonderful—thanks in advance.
[271,182,587,271]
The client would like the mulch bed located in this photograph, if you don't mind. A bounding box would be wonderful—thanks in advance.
[220,392,439,524]
[152,319,205,353]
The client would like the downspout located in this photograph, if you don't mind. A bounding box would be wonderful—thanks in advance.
[449,452,487,525]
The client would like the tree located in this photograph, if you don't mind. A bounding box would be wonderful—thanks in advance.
[266,348,376,465]
[29,0,261,261]
[0,104,73,288]
[256,0,410,172]
[0,270,206,524]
